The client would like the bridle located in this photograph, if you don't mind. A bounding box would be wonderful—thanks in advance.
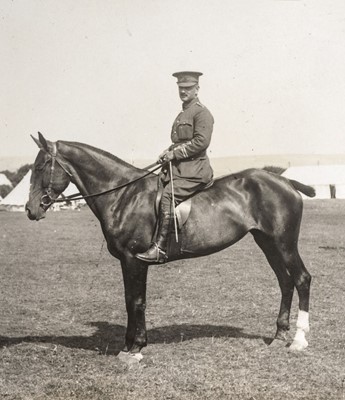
[39,143,162,210]
[40,142,73,210]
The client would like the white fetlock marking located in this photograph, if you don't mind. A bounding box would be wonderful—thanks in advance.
[291,329,308,350]
[296,310,310,332]
[291,310,309,350]
[129,352,143,361]
[118,351,143,362]
[294,328,308,344]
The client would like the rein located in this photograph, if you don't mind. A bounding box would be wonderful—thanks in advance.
[40,144,162,209]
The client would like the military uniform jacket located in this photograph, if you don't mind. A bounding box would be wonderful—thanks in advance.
[169,97,214,184]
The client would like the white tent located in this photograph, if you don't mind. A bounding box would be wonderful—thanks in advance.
[0,173,12,187]
[1,170,31,210]
[335,185,345,198]
[1,170,85,211]
[52,182,85,211]
[61,182,80,198]
[283,165,345,199]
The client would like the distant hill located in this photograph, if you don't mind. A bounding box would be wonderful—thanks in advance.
[2,154,345,177]
[133,154,345,178]
[209,154,345,177]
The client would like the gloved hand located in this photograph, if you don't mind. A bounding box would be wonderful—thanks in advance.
[158,149,169,163]
[158,150,175,164]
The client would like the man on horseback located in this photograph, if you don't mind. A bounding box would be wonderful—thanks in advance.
[135,71,214,263]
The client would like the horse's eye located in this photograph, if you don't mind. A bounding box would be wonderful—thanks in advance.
[35,159,50,171]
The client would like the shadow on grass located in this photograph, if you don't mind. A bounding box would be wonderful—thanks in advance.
[0,322,269,355]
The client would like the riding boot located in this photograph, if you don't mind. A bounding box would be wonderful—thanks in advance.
[135,211,171,263]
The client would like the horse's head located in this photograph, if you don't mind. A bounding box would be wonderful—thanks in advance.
[25,132,72,221]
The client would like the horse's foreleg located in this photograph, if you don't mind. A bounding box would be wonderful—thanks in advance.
[120,258,148,357]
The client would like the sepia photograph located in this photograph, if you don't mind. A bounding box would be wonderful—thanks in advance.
[1,1,344,399]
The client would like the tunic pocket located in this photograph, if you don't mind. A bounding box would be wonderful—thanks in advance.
[177,122,193,140]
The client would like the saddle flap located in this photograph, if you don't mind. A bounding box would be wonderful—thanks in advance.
[154,174,213,230]
[175,198,192,228]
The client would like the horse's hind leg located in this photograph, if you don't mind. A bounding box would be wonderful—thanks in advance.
[253,230,311,350]
[285,250,311,351]
[271,241,311,351]
[252,230,295,345]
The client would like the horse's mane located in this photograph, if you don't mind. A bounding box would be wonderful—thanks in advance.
[59,140,143,171]
[262,165,287,175]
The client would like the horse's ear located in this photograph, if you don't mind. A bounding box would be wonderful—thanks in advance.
[31,134,43,149]
[38,132,49,152]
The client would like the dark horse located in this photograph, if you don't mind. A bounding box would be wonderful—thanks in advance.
[26,133,314,361]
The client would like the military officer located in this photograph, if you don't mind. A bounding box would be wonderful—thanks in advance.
[135,71,214,263]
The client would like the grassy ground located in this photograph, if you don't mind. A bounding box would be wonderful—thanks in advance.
[0,200,344,399]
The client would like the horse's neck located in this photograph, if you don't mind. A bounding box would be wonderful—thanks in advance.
[58,141,141,201]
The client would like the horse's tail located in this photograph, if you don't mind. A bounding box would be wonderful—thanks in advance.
[262,166,316,198]
[288,179,316,197]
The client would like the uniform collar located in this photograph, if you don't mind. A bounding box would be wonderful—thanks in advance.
[182,97,199,111]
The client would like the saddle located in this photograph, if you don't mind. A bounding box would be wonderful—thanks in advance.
[154,176,213,229]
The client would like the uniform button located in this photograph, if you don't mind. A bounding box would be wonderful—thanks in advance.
[173,131,176,134]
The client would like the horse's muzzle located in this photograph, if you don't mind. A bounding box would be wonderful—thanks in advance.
[25,202,45,221]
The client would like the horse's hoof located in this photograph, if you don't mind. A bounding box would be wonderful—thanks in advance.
[118,351,143,365]
[289,339,308,352]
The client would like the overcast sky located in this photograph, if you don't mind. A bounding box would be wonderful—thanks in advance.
[1,0,345,162]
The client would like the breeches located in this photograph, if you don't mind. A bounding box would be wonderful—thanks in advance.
[160,178,208,212]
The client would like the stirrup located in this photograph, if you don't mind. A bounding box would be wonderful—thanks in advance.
[154,243,168,263]
[135,243,168,264]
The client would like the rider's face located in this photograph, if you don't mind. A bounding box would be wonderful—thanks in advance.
[178,85,199,103]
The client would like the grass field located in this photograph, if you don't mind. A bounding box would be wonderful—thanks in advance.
[0,200,344,399]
